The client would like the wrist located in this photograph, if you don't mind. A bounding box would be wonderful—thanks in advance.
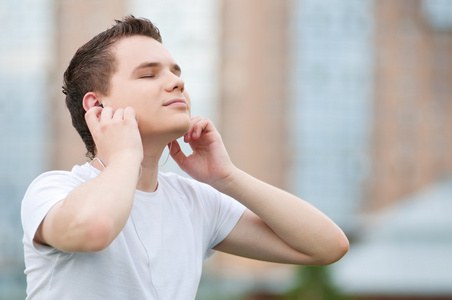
[210,165,242,195]
[101,150,143,167]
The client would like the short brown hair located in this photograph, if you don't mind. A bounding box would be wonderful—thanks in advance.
[62,15,162,159]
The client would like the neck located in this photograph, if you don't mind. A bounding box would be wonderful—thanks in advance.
[136,150,162,192]
[91,136,177,193]
[136,135,174,192]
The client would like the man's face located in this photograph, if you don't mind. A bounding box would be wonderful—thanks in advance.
[102,35,191,140]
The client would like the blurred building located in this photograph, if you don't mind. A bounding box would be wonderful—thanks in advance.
[1,0,451,299]
[369,0,452,211]
[217,0,452,299]
[332,1,452,299]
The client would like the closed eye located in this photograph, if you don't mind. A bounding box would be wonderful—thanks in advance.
[140,75,155,79]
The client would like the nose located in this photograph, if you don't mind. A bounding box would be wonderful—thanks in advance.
[165,72,185,93]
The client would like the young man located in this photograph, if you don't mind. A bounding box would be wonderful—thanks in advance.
[21,16,349,299]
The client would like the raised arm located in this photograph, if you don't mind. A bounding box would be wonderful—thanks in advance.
[34,106,143,252]
[170,116,349,266]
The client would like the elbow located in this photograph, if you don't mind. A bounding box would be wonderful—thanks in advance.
[82,216,116,252]
[310,233,350,266]
[327,234,350,265]
[58,214,116,252]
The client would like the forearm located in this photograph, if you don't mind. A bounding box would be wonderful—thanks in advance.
[44,157,140,252]
[171,116,348,264]
[212,167,349,264]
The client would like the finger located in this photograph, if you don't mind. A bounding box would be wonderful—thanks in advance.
[185,116,203,142]
[113,108,125,121]
[191,118,210,139]
[190,116,203,122]
[85,107,103,130]
[124,106,137,120]
[168,140,187,168]
[100,106,114,120]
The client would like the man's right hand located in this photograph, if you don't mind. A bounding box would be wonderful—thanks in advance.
[85,106,143,166]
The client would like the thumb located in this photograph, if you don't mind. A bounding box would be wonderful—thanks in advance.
[168,140,187,169]
[85,106,103,131]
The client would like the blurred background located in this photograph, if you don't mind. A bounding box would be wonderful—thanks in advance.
[1,0,452,299]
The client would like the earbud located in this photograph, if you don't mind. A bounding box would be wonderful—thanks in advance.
[99,104,104,108]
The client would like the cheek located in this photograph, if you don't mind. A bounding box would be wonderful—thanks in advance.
[104,91,130,109]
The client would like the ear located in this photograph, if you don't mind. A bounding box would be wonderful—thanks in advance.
[82,92,101,112]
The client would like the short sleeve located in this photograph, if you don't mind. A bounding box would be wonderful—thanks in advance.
[21,171,83,251]
[207,191,246,251]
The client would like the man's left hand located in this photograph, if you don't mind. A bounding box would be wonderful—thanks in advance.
[169,116,237,188]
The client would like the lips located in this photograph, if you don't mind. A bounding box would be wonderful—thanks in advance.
[163,99,187,107]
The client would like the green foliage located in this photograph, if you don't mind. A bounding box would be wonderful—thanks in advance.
[284,266,352,300]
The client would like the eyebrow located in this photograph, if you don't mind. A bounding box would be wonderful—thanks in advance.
[132,62,182,75]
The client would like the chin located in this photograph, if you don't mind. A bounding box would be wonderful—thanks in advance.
[164,116,191,140]
[139,114,191,141]
[174,119,191,138]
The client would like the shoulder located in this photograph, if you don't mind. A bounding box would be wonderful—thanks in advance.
[25,170,75,195]
[23,163,96,203]
[21,164,95,245]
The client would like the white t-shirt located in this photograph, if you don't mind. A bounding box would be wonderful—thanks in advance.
[21,163,246,300]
